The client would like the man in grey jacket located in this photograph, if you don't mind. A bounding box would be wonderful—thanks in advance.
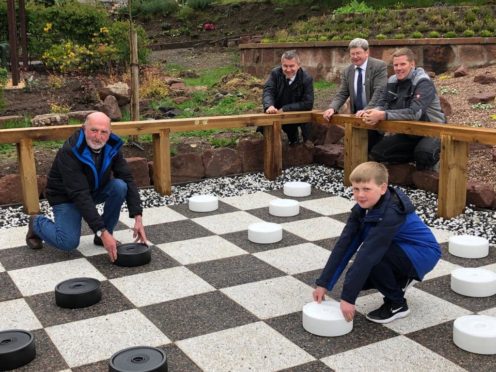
[363,48,446,170]
[323,38,387,148]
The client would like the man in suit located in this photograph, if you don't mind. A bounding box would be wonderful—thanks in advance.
[323,38,387,148]
[262,50,314,145]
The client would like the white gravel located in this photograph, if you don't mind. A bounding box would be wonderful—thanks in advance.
[1,165,495,244]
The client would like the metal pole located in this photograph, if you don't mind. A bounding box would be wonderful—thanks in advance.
[6,0,19,85]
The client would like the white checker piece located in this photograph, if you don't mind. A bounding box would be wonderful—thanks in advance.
[221,276,313,319]
[0,298,42,331]
[110,267,215,307]
[192,211,264,234]
[254,243,329,275]
[45,309,170,368]
[177,321,315,371]
[356,287,472,334]
[321,335,466,371]
[8,258,106,296]
[299,196,355,215]
[157,235,247,265]
[281,216,346,241]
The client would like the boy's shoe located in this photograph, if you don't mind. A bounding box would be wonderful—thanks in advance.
[26,216,43,250]
[366,299,410,324]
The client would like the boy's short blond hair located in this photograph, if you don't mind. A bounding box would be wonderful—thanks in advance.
[349,161,389,185]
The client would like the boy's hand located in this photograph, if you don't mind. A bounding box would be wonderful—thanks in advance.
[340,300,355,322]
[312,286,327,303]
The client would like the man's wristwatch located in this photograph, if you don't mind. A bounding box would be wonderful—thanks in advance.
[96,228,107,238]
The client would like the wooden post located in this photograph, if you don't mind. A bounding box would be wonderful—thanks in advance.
[152,128,171,195]
[17,138,40,214]
[438,134,469,218]
[6,0,19,85]
[130,30,139,121]
[18,0,28,70]
[263,121,282,180]
[344,124,368,186]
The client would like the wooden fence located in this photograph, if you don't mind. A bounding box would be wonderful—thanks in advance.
[1,112,496,218]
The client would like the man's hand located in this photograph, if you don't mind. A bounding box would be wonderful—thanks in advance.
[355,110,366,118]
[362,109,385,126]
[340,300,355,322]
[265,105,278,114]
[101,230,118,262]
[312,286,327,303]
[323,108,335,122]
[133,215,148,246]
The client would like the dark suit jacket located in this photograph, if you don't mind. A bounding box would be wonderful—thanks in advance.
[329,57,387,113]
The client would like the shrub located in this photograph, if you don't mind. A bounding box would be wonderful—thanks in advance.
[480,29,492,37]
[393,33,405,39]
[186,0,214,10]
[463,29,475,37]
[177,5,194,20]
[427,30,440,38]
[444,31,457,38]
[375,33,387,40]
[0,67,7,110]
[410,31,423,39]
[50,103,71,114]
[139,0,179,16]
[334,0,374,15]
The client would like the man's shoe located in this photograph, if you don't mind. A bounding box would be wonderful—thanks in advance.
[26,216,43,250]
[94,235,121,247]
[366,299,410,324]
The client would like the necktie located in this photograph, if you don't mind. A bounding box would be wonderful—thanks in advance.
[355,67,363,112]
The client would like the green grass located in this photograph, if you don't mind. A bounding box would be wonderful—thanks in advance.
[314,80,336,90]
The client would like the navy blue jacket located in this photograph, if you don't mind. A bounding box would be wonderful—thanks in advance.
[316,187,440,304]
[45,128,142,233]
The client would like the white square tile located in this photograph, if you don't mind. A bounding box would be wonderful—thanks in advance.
[192,211,263,234]
[423,259,461,280]
[300,196,354,216]
[110,267,215,307]
[221,191,278,210]
[321,335,465,371]
[480,307,496,317]
[0,225,27,250]
[46,309,170,368]
[8,258,106,296]
[281,217,345,241]
[429,227,454,243]
[0,262,4,272]
[221,276,313,319]
[355,288,472,334]
[177,321,314,371]
[0,298,42,330]
[254,243,330,275]
[119,206,186,227]
[157,235,247,265]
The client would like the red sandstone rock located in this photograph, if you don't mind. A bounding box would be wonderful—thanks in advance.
[283,143,314,168]
[314,144,343,167]
[453,65,468,77]
[171,153,205,183]
[473,73,496,85]
[236,137,264,172]
[203,148,242,177]
[125,157,150,187]
[412,170,439,193]
[101,95,122,121]
[466,181,495,209]
[324,124,345,145]
[467,92,496,104]
[386,163,415,186]
[439,96,452,117]
[0,174,46,205]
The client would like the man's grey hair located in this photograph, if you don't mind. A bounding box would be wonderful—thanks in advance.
[281,50,300,64]
[348,38,369,51]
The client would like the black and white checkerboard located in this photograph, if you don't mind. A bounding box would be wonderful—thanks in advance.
[1,189,495,371]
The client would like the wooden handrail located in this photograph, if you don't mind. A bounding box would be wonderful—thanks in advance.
[2,111,496,218]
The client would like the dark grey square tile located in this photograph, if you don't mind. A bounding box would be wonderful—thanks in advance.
[14,329,69,371]
[25,281,134,327]
[439,243,496,267]
[144,219,214,244]
[142,291,258,341]
[87,246,180,279]
[415,274,496,313]
[279,361,334,372]
[246,206,323,223]
[168,200,239,218]
[407,321,496,371]
[81,220,128,237]
[221,229,308,253]
[187,254,286,288]
[266,311,399,359]
[0,271,22,301]
[313,237,339,250]
[327,212,351,224]
[0,245,82,270]
[266,188,331,201]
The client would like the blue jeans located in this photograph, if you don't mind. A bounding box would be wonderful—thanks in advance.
[33,179,128,251]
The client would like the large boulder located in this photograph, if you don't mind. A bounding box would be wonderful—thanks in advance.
[473,73,496,85]
[453,65,468,77]
[101,95,122,121]
[125,157,150,187]
[236,137,264,172]
[0,174,46,205]
[439,96,452,117]
[466,181,495,209]
[31,113,69,127]
[283,143,314,168]
[412,170,439,193]
[467,92,496,104]
[171,153,205,183]
[98,82,130,106]
[67,110,96,122]
[386,163,415,186]
[314,144,343,167]
[202,148,242,177]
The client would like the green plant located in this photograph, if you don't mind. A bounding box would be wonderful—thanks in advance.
[177,5,194,20]
[375,33,387,40]
[480,29,492,37]
[50,102,71,113]
[314,80,336,90]
[410,31,423,38]
[187,0,214,10]
[393,33,405,39]
[0,67,7,111]
[439,86,458,95]
[471,103,494,110]
[334,0,374,15]
[463,29,475,37]
[139,0,179,16]
[444,31,457,38]
[427,30,440,38]
[210,137,236,148]
[274,8,284,14]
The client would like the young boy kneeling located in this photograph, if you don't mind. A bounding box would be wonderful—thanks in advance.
[313,161,441,324]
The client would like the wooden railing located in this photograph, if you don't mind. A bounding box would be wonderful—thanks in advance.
[1,112,496,218]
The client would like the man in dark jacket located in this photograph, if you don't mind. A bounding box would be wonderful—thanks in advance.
[262,50,314,144]
[363,48,446,170]
[26,112,147,262]
[313,162,440,324]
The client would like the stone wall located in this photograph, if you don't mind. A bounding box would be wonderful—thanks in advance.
[239,38,496,81]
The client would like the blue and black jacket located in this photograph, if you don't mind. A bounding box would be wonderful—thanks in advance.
[316,187,440,304]
[45,128,142,233]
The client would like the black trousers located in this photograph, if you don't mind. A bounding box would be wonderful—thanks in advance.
[361,242,418,305]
